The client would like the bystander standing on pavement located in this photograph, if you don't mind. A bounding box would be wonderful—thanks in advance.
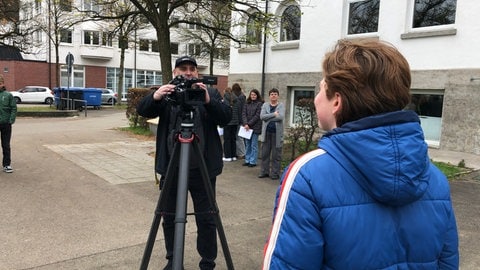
[259,88,285,180]
[223,87,240,162]
[241,89,263,167]
[0,74,16,173]
[232,83,246,159]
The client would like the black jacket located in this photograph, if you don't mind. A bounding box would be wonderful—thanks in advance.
[137,88,231,177]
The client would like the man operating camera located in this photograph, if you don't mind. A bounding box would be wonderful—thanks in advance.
[137,56,231,270]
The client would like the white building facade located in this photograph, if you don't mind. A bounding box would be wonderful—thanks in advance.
[12,0,229,97]
[229,0,480,155]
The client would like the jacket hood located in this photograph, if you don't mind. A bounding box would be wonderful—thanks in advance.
[319,110,430,206]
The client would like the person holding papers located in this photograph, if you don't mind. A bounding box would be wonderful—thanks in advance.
[241,89,263,167]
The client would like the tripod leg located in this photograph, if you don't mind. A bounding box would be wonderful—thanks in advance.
[140,142,181,270]
[171,141,192,270]
[192,139,235,270]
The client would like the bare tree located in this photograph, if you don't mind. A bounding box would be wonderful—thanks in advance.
[32,0,86,87]
[79,0,149,105]
[176,2,232,75]
[0,1,43,52]
[127,0,275,84]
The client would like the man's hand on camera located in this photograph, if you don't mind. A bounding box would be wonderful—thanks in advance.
[153,84,175,100]
[194,82,210,104]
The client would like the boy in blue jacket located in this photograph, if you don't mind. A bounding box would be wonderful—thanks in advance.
[263,40,459,269]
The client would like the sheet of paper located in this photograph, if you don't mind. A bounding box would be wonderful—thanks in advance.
[238,126,253,139]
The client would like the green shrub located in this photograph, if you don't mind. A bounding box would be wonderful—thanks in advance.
[125,87,152,129]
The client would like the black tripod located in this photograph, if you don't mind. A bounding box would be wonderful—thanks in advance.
[140,109,234,270]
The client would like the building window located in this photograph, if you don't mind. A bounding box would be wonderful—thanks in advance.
[280,5,301,41]
[60,0,73,12]
[84,31,100,45]
[60,66,84,87]
[83,0,100,12]
[187,43,201,56]
[34,0,42,14]
[106,67,133,98]
[60,29,73,43]
[347,0,380,35]
[34,31,43,43]
[139,39,149,51]
[289,88,315,126]
[102,32,112,46]
[214,48,229,60]
[413,0,456,28]
[188,18,201,30]
[406,91,444,145]
[246,13,262,45]
[136,70,162,88]
[171,42,179,55]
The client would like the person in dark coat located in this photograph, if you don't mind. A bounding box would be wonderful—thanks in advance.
[232,83,246,159]
[222,87,239,161]
[137,56,231,270]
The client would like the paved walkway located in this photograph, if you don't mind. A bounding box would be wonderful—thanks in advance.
[45,141,155,185]
[1,109,478,269]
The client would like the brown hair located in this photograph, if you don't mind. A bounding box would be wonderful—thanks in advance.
[232,83,242,96]
[322,39,411,127]
[269,88,279,95]
[247,88,263,103]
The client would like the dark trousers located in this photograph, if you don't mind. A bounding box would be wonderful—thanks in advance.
[0,123,12,167]
[223,125,237,158]
[260,132,282,177]
[161,169,217,269]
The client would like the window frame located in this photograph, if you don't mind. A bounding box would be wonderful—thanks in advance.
[61,65,85,88]
[279,4,301,42]
[343,0,380,38]
[83,30,100,45]
[409,89,445,147]
[60,29,73,44]
[246,12,263,46]
[83,0,100,12]
[289,87,316,127]
[60,0,73,12]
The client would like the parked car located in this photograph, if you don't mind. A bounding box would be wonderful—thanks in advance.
[11,86,55,104]
[100,88,117,105]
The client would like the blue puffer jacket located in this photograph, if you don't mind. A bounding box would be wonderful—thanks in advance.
[263,110,459,269]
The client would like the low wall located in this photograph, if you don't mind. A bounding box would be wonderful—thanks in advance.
[17,110,79,118]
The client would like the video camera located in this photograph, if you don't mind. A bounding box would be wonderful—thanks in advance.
[166,75,218,107]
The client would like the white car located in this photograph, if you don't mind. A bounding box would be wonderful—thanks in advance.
[100,88,118,105]
[11,86,55,104]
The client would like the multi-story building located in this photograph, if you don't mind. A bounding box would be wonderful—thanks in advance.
[229,0,480,155]
[0,0,229,99]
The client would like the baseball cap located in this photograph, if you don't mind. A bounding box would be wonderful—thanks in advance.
[175,56,197,68]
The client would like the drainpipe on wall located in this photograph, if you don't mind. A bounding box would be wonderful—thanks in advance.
[260,0,269,98]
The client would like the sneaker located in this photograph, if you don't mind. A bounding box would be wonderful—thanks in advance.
[232,157,237,161]
[3,166,13,173]
[222,157,232,162]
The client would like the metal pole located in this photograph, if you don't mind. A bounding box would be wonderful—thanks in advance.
[261,0,269,98]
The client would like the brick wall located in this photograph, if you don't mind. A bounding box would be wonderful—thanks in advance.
[85,66,106,88]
